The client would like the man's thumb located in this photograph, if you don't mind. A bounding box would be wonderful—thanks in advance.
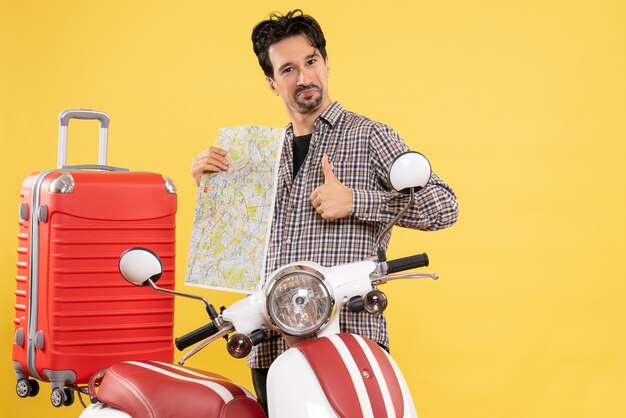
[322,154,338,183]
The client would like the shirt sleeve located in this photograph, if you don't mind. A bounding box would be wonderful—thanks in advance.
[351,124,459,231]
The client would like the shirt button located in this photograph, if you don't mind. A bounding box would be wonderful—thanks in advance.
[285,238,292,244]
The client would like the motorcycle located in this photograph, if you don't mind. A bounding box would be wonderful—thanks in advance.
[79,151,439,418]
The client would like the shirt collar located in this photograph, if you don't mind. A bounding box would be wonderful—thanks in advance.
[285,101,344,135]
[316,101,343,128]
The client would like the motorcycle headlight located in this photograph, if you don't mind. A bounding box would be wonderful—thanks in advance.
[266,265,334,337]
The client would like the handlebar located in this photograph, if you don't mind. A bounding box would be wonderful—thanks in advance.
[168,253,431,352]
[386,253,429,273]
[175,322,220,351]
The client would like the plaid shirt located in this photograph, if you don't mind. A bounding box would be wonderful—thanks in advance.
[248,102,458,369]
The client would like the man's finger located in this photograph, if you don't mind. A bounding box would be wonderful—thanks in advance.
[208,157,229,171]
[311,194,321,209]
[210,146,228,157]
[322,154,338,184]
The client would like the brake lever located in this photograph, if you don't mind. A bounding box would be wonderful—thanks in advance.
[371,272,439,286]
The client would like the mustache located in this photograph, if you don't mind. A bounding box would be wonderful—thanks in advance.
[295,84,321,95]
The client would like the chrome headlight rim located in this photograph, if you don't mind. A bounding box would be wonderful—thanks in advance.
[265,264,335,337]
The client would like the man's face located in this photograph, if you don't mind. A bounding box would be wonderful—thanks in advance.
[266,34,330,116]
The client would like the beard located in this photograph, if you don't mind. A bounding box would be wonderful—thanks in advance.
[294,84,323,111]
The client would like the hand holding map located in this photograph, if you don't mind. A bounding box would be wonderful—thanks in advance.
[191,147,230,185]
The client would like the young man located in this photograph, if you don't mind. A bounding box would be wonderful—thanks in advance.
[191,10,459,412]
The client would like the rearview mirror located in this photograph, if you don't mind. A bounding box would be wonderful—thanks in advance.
[388,151,431,192]
[376,151,433,262]
[118,247,163,286]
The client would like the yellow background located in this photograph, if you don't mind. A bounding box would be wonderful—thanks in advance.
[1,1,624,417]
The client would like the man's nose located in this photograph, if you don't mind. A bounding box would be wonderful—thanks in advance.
[297,69,311,85]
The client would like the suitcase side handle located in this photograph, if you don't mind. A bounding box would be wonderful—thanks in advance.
[58,109,110,169]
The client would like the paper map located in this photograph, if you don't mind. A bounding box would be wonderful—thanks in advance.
[185,126,285,293]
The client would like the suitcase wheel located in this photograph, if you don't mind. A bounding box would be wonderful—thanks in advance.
[16,379,39,398]
[50,387,74,407]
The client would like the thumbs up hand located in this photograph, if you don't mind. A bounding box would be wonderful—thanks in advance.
[310,154,353,220]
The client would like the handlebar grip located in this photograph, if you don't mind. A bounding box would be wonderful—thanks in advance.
[175,322,219,351]
[386,253,429,274]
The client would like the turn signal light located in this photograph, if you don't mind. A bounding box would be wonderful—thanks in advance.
[364,289,388,314]
[226,334,252,358]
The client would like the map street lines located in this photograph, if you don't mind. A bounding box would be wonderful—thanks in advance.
[185,126,285,293]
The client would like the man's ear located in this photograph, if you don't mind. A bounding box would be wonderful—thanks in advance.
[266,76,279,95]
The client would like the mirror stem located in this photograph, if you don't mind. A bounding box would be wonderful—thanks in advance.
[147,279,219,320]
[375,188,415,261]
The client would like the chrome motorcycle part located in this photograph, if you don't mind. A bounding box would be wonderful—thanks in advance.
[364,289,388,314]
[226,333,253,358]
[266,265,334,337]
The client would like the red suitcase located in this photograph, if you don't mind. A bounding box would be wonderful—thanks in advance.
[12,110,177,407]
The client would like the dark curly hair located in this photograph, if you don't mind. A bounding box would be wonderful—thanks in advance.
[251,9,327,79]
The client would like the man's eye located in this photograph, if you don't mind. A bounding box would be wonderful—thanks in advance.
[307,59,317,65]
[282,67,293,74]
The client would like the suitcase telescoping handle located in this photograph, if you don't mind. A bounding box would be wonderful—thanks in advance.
[58,109,110,169]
